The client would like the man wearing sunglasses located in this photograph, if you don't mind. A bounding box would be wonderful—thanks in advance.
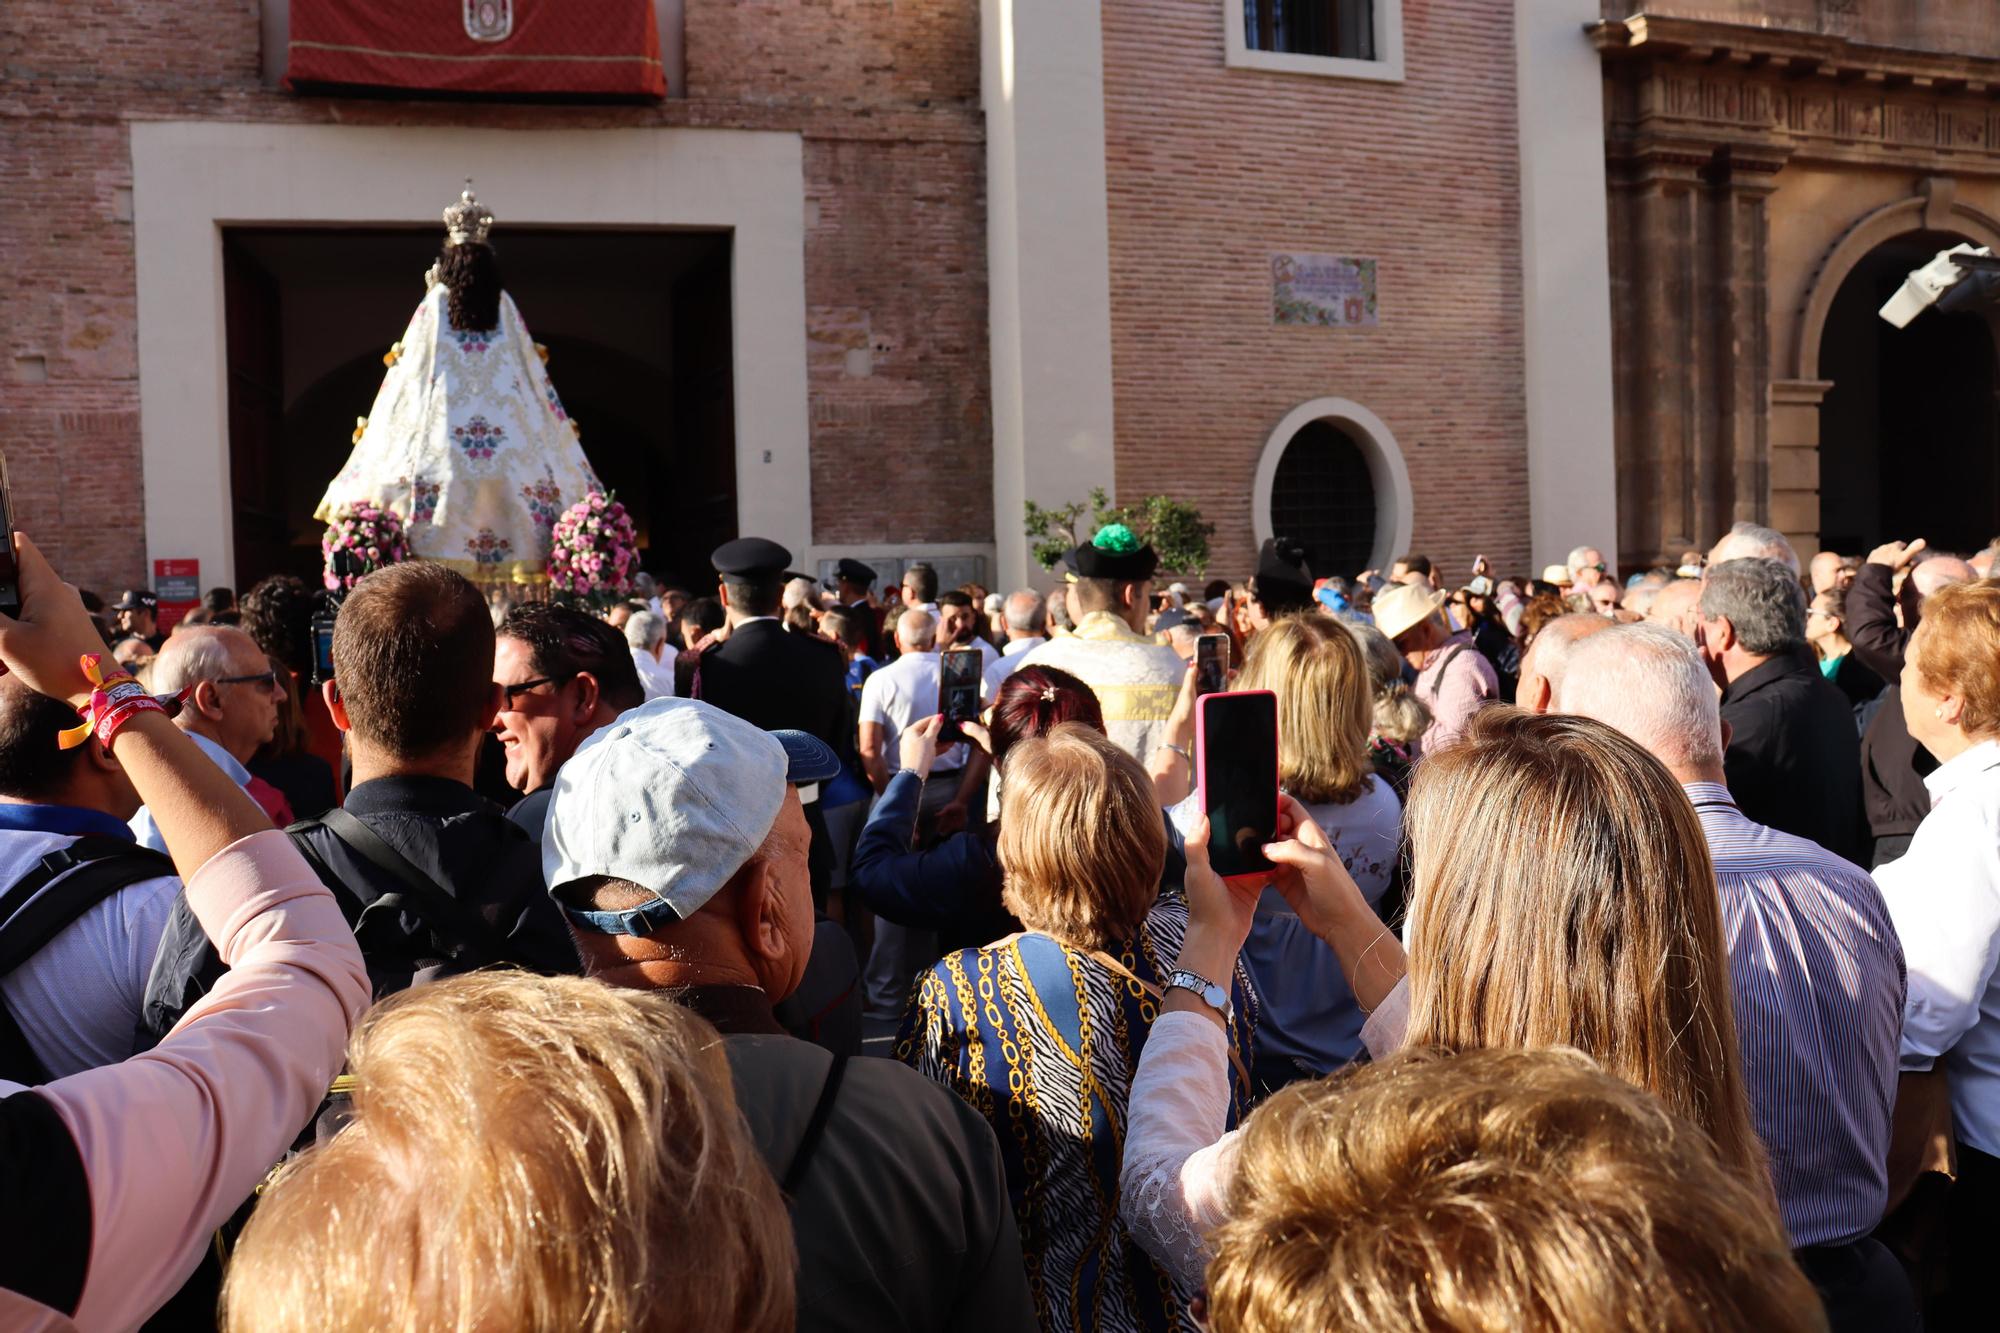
[131,625,294,846]
[1566,545,1611,591]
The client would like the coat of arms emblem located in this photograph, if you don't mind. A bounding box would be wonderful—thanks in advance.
[463,0,513,42]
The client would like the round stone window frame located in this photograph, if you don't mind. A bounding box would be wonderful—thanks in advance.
[1251,397,1414,575]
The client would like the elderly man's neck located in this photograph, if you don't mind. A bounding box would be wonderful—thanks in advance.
[177,713,243,766]
[577,924,764,993]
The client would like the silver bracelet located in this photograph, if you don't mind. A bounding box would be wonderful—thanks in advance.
[1160,743,1190,762]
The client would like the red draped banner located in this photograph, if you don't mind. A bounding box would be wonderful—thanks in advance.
[285,0,666,98]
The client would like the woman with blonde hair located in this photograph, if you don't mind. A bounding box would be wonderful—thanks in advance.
[899,723,1258,1333]
[1120,708,1770,1284]
[1341,618,1429,799]
[1202,1047,1823,1333]
[224,972,794,1333]
[1873,578,2000,1326]
[1172,614,1400,1086]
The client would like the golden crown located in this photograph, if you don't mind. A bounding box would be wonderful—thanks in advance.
[442,183,494,246]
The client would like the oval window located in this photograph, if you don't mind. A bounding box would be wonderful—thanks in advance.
[1269,419,1377,577]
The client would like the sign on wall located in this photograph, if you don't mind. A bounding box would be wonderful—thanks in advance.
[153,557,199,633]
[1272,254,1378,327]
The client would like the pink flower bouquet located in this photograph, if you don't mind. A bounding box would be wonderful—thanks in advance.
[322,501,411,592]
[547,490,640,607]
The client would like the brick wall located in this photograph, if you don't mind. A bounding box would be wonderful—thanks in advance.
[0,0,990,596]
[1100,0,1530,582]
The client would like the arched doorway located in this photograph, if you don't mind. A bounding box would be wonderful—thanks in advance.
[1252,397,1413,576]
[1815,231,2000,555]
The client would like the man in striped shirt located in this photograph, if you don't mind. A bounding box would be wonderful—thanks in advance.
[1561,623,1912,1333]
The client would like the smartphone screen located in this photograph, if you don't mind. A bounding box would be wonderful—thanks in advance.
[311,615,337,683]
[1195,633,1229,697]
[0,454,18,619]
[938,647,982,743]
[1198,691,1279,880]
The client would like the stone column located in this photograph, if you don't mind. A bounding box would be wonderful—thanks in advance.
[982,0,1118,589]
[1770,378,1830,556]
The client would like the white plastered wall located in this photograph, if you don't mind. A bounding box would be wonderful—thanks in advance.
[982,0,1119,591]
[1514,0,1619,569]
[129,121,810,588]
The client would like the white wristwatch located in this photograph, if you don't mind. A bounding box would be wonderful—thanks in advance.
[1164,968,1232,1023]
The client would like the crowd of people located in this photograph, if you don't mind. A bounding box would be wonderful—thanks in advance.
[2,512,1998,1331]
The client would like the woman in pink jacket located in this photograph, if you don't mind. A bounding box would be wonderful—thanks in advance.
[0,533,370,1332]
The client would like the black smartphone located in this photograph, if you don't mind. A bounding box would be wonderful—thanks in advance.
[938,646,982,745]
[1197,690,1280,881]
[1195,632,1229,697]
[311,613,337,684]
[0,453,19,619]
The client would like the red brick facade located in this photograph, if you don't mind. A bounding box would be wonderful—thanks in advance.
[2,0,992,596]
[1101,0,1530,579]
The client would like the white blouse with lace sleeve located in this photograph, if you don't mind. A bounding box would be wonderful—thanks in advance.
[1118,978,1413,1285]
[1118,1011,1239,1285]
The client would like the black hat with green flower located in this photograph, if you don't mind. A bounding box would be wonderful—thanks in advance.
[1066,524,1159,582]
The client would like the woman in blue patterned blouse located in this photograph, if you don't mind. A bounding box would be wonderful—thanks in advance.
[898,723,1257,1333]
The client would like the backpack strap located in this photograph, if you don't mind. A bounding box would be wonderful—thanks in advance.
[315,807,512,962]
[0,1090,92,1315]
[0,837,173,978]
[779,1051,848,1197]
[0,836,173,1086]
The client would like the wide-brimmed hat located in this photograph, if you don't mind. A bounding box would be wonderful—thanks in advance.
[1373,582,1449,642]
[1540,563,1573,587]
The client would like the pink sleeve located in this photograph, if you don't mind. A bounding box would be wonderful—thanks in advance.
[39,830,369,1332]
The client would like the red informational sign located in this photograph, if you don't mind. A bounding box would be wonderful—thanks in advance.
[154,558,199,634]
[284,0,667,98]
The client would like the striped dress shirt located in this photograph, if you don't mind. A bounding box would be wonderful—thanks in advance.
[1686,781,1907,1247]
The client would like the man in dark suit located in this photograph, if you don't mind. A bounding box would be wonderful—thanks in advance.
[824,557,885,661]
[693,538,851,906]
[1698,557,1867,865]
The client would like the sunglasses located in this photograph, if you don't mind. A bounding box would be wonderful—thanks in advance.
[215,669,280,692]
[500,673,575,706]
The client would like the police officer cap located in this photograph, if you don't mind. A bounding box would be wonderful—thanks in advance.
[825,557,877,590]
[1066,524,1159,582]
[711,537,794,580]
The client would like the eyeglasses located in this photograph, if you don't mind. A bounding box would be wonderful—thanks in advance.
[1587,562,1608,574]
[499,674,573,706]
[215,669,280,692]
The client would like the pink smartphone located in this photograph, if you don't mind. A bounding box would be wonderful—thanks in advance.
[1196,689,1280,881]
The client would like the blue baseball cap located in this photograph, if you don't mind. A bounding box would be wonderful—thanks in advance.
[543,698,840,937]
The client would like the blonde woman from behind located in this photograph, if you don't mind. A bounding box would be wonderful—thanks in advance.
[1204,1046,1823,1333]
[223,972,794,1333]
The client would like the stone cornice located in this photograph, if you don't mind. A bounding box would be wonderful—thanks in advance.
[1589,15,2000,90]
[1594,15,2000,174]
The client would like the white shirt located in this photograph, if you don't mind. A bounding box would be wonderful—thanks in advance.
[984,634,1047,702]
[631,644,677,702]
[858,650,965,774]
[0,811,181,1080]
[1875,738,2000,1154]
[130,732,254,853]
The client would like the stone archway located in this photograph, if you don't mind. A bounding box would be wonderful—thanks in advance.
[1771,180,2000,555]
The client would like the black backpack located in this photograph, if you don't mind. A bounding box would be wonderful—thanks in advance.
[0,835,175,1086]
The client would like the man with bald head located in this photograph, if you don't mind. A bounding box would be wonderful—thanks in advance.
[130,624,292,847]
[1809,549,1852,597]
[1515,612,1613,714]
[1644,578,1704,638]
[1849,538,1977,864]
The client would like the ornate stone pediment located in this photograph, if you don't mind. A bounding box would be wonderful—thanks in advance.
[1591,15,2000,173]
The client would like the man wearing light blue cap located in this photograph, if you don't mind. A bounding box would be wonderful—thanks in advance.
[544,698,1032,1333]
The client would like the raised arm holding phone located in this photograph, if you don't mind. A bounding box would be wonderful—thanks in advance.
[0,532,369,1330]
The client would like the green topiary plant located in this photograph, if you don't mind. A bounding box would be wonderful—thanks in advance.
[1024,488,1214,576]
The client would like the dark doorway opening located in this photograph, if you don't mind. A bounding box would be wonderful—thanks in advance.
[1269,418,1378,577]
[222,227,737,593]
[1817,231,2000,556]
